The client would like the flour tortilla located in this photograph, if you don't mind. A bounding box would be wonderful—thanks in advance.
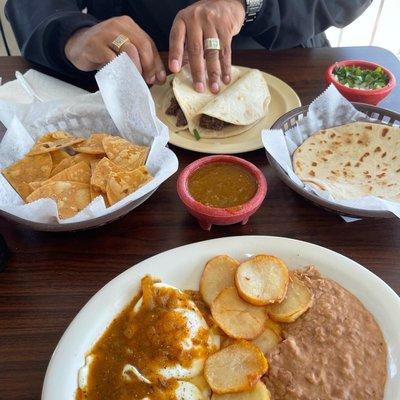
[293,122,400,202]
[163,66,270,138]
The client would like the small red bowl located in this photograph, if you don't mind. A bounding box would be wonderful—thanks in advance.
[177,155,267,230]
[325,60,396,105]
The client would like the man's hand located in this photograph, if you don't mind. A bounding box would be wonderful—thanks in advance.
[65,16,166,84]
[169,0,245,93]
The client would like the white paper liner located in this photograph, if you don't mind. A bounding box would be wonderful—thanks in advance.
[262,84,400,220]
[0,53,178,224]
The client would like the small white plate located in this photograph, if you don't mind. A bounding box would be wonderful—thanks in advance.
[151,72,301,154]
[42,236,400,399]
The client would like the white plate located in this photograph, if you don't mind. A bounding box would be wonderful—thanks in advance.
[151,72,301,154]
[42,236,400,399]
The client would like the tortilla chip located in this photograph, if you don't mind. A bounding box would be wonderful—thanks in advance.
[90,157,124,192]
[26,181,91,219]
[102,136,149,170]
[90,185,109,207]
[29,181,42,191]
[28,137,84,155]
[106,166,152,206]
[73,133,109,155]
[2,153,52,200]
[51,150,71,169]
[36,131,73,144]
[51,153,100,176]
[36,161,91,189]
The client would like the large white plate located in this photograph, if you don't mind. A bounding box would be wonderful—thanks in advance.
[42,236,400,399]
[151,72,301,154]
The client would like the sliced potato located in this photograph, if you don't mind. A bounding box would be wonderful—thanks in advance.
[266,274,312,323]
[204,341,268,394]
[251,326,282,355]
[235,255,289,306]
[200,255,240,306]
[211,287,267,340]
[188,374,211,399]
[211,381,271,400]
[264,319,282,338]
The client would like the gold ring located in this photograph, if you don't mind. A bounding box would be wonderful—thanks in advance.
[111,34,130,53]
[204,38,221,51]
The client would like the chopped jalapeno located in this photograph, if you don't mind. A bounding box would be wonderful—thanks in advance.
[333,65,389,90]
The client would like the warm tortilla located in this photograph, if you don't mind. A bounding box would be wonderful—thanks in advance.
[293,122,400,202]
[164,66,270,139]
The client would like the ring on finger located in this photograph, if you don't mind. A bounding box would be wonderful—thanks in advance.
[111,34,130,53]
[204,37,221,52]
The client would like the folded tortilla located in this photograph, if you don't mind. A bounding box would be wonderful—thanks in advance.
[163,66,271,139]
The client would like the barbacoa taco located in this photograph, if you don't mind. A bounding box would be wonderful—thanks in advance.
[163,66,271,139]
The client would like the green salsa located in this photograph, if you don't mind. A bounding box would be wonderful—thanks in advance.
[188,162,258,208]
[333,65,389,90]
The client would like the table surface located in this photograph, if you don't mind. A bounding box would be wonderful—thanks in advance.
[0,46,399,400]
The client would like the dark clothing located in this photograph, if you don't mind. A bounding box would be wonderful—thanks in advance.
[5,0,371,78]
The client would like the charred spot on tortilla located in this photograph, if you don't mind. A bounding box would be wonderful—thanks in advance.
[199,114,232,131]
[165,97,188,127]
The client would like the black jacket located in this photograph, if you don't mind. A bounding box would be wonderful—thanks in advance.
[5,0,371,78]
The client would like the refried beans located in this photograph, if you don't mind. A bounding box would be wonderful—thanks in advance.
[263,267,387,400]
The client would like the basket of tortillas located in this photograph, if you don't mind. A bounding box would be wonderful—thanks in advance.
[262,84,400,219]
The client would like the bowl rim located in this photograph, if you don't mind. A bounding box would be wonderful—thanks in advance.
[177,155,267,218]
[326,59,396,95]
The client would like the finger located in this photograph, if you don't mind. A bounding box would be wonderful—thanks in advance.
[120,42,142,74]
[169,18,186,73]
[154,50,166,84]
[218,34,232,85]
[135,38,158,84]
[204,29,221,93]
[96,47,118,70]
[186,26,205,92]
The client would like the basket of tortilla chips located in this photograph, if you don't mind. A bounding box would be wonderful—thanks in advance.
[0,54,178,230]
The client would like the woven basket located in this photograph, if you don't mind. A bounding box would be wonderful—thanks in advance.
[268,102,400,218]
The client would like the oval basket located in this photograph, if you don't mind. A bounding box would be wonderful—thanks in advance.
[268,102,400,218]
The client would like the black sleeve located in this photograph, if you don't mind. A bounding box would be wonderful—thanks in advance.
[242,0,372,49]
[5,0,98,77]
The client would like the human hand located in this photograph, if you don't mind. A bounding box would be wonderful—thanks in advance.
[65,16,166,84]
[169,0,245,93]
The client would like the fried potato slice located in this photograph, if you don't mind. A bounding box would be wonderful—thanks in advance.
[200,255,240,306]
[35,161,91,188]
[211,287,267,340]
[103,135,149,170]
[204,341,268,394]
[264,319,282,338]
[266,274,312,323]
[251,326,282,355]
[211,381,271,400]
[106,166,152,206]
[235,255,289,306]
[188,375,211,399]
[73,132,109,155]
[28,136,84,155]
[51,153,100,176]
[2,153,52,200]
[90,157,124,192]
[26,181,91,219]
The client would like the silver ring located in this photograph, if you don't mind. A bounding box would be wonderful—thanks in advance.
[204,38,221,51]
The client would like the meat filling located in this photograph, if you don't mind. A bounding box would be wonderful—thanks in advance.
[199,114,231,131]
[165,97,188,127]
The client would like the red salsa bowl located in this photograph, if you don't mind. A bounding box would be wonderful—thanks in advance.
[177,155,267,230]
[325,60,396,105]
